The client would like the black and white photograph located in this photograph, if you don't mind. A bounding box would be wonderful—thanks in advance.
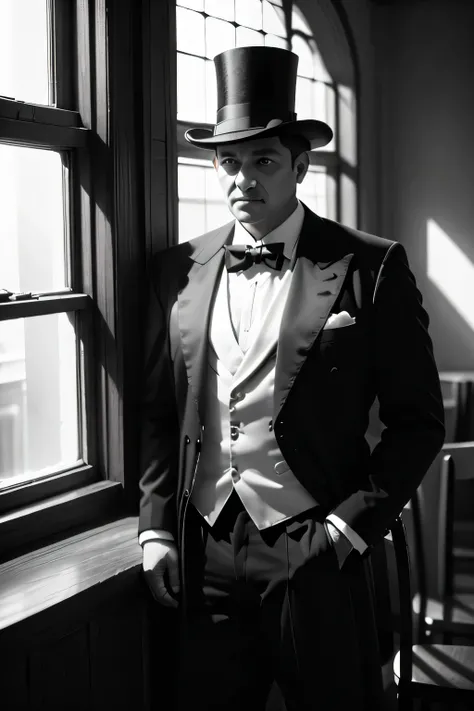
[0,1,473,710]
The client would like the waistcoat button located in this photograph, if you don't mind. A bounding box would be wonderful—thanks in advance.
[230,425,239,441]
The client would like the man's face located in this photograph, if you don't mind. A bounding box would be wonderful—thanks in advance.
[214,136,306,231]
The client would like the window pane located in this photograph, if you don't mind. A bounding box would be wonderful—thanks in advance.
[0,0,49,105]
[177,52,207,122]
[235,0,263,30]
[206,17,236,60]
[313,48,332,84]
[0,312,80,487]
[292,35,314,79]
[297,168,327,217]
[291,7,312,35]
[0,145,67,294]
[178,159,228,202]
[178,163,206,200]
[178,201,206,243]
[311,80,327,124]
[205,60,218,123]
[236,26,264,48]
[313,82,336,153]
[206,202,233,231]
[178,0,204,10]
[176,6,205,56]
[205,165,225,201]
[295,76,312,120]
[339,85,357,166]
[205,0,234,21]
[341,174,357,229]
[265,34,287,49]
[263,1,286,36]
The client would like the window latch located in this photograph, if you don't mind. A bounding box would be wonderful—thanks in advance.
[0,289,38,302]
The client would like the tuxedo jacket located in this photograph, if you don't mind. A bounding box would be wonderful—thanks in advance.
[138,203,445,568]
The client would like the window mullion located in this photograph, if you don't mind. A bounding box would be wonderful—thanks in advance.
[0,293,91,322]
[0,118,88,150]
[0,98,83,128]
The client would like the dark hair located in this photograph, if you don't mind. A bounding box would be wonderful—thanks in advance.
[214,132,309,168]
[278,133,311,167]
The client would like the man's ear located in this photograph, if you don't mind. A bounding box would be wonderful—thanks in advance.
[295,152,309,184]
[213,155,219,170]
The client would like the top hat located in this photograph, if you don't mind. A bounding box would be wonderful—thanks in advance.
[185,45,333,150]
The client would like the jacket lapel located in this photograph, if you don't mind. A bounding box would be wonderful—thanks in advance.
[273,207,354,421]
[177,208,355,425]
[177,221,234,421]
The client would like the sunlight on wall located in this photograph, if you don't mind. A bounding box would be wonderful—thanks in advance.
[427,218,474,331]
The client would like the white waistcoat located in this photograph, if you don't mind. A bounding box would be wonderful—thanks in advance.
[191,264,317,530]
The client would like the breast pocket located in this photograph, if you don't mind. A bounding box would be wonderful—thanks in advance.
[316,322,371,376]
[318,322,364,345]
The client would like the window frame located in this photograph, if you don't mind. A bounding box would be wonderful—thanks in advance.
[0,0,97,518]
[0,0,147,558]
[174,0,356,233]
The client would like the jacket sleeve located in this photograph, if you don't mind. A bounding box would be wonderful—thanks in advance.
[138,256,180,539]
[329,242,445,548]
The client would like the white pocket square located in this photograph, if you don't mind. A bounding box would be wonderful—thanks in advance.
[324,310,356,330]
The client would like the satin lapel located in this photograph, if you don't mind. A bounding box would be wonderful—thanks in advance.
[177,223,233,421]
[273,251,354,421]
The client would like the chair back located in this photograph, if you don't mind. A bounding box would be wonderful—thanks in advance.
[402,492,428,638]
[438,442,474,598]
[439,375,474,441]
[384,517,414,687]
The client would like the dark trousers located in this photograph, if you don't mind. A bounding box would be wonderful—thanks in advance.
[177,490,384,711]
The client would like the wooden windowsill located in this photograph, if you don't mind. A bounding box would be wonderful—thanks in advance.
[0,517,142,635]
[0,479,125,561]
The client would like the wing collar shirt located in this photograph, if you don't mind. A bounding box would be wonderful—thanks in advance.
[227,199,303,351]
[139,200,367,564]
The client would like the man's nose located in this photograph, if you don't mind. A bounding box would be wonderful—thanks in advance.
[234,171,257,192]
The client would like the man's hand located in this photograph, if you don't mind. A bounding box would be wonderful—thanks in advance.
[325,521,353,569]
[142,540,180,608]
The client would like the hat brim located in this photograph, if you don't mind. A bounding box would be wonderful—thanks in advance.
[185,119,333,151]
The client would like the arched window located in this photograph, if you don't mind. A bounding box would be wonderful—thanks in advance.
[175,0,356,242]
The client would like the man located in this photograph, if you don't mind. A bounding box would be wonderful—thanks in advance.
[139,46,445,710]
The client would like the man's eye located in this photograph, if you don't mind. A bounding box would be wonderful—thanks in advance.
[258,158,273,165]
[221,158,236,165]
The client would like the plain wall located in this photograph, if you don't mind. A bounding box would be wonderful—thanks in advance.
[372,0,474,371]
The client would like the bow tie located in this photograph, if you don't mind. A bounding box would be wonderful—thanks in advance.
[224,242,286,273]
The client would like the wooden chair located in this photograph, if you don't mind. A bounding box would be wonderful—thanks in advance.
[386,516,474,710]
[408,444,474,645]
[437,444,474,623]
[439,374,474,442]
[442,394,458,444]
